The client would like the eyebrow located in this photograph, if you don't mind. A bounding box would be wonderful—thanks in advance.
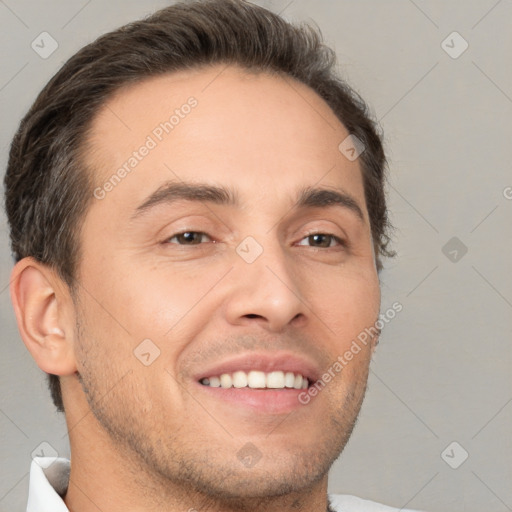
[131,181,365,223]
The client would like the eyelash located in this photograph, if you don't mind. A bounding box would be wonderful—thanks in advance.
[164,231,347,249]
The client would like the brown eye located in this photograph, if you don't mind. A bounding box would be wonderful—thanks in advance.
[297,233,345,248]
[166,231,211,245]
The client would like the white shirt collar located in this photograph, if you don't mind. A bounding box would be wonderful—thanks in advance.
[27,457,70,512]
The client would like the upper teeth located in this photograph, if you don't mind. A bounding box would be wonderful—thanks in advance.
[200,371,309,390]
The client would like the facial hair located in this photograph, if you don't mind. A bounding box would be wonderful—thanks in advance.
[72,309,371,510]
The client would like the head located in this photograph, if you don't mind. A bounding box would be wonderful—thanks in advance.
[5,0,394,504]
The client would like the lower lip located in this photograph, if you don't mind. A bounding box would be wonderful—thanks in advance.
[196,383,311,414]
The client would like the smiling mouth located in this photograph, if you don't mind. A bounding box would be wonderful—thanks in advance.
[199,370,310,390]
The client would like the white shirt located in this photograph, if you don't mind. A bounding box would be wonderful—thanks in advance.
[27,457,423,512]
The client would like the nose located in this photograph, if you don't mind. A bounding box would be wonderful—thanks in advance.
[222,240,307,333]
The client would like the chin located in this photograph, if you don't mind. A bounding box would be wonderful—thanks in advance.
[169,439,340,500]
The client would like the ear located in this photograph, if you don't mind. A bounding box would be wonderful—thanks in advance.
[9,257,77,376]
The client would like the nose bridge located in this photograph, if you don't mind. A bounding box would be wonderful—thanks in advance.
[224,233,306,331]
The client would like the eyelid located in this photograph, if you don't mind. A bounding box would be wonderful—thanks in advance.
[164,230,214,244]
[297,230,347,248]
[162,226,348,249]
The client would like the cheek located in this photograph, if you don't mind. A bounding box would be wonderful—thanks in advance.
[80,255,186,334]
[74,283,189,415]
[118,270,212,338]
[79,262,218,374]
[311,267,380,347]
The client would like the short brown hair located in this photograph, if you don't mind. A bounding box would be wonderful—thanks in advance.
[4,0,394,413]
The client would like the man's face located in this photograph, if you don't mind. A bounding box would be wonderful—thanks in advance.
[69,65,380,497]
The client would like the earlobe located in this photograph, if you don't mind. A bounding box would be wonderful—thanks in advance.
[9,258,77,376]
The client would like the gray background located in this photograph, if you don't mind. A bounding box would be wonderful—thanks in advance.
[1,1,511,511]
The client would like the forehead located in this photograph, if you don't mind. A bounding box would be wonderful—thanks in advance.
[83,64,366,220]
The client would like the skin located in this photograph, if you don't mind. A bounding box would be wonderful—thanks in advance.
[11,64,381,512]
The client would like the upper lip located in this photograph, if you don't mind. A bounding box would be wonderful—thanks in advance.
[193,352,321,383]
